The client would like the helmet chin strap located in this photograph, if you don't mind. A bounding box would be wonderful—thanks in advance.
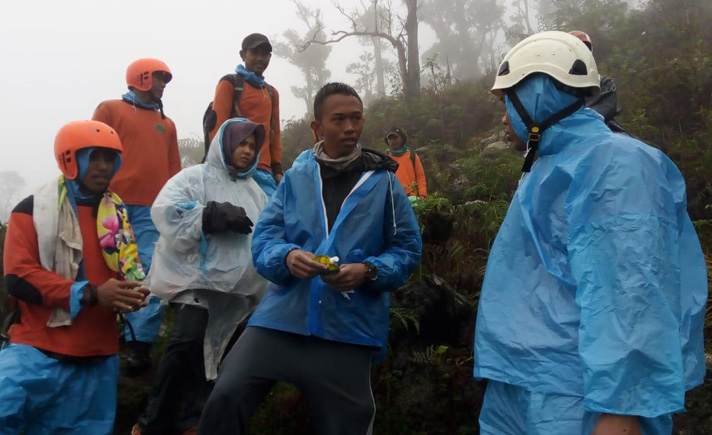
[505,89,584,173]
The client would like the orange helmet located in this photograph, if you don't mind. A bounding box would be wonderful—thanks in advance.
[126,58,172,92]
[568,31,593,51]
[54,120,122,179]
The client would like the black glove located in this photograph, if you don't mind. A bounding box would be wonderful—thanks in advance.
[202,201,254,234]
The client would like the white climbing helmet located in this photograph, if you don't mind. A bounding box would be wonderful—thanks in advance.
[492,31,601,96]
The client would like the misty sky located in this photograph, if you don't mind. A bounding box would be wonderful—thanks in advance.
[0,0,439,197]
[0,0,645,199]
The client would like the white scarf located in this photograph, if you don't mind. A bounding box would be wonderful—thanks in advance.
[313,140,362,171]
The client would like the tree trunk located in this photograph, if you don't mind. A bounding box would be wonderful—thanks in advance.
[372,0,386,96]
[404,0,421,99]
[373,38,386,96]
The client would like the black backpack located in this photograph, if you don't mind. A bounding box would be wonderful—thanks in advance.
[202,73,275,157]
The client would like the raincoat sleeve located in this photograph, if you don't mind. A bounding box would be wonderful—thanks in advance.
[251,178,301,286]
[567,158,687,417]
[363,175,422,292]
[150,168,206,254]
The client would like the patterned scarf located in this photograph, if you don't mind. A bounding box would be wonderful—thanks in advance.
[59,176,145,281]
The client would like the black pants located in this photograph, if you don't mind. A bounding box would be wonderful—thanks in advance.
[138,304,212,435]
[198,327,376,435]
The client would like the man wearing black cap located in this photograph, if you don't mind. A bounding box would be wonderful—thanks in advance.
[205,33,283,197]
[385,127,428,198]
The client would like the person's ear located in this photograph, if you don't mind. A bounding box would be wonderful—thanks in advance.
[310,120,322,142]
[239,50,246,61]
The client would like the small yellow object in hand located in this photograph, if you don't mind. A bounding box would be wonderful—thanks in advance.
[313,255,340,275]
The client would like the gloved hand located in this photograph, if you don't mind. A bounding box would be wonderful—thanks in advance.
[202,201,254,234]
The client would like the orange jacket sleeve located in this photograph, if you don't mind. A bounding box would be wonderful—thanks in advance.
[270,88,282,172]
[3,200,74,310]
[167,120,181,175]
[415,154,428,197]
[209,79,235,144]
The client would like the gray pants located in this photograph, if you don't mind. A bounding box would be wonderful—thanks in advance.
[198,327,376,435]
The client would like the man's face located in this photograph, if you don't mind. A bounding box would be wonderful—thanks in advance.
[240,45,272,75]
[149,71,169,102]
[230,133,257,171]
[502,110,527,152]
[387,134,404,150]
[311,94,364,159]
[82,148,116,193]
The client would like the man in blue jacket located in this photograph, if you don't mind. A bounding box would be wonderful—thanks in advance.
[198,82,422,435]
[475,31,707,434]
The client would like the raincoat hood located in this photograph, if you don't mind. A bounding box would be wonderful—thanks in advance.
[505,74,604,157]
[66,147,122,209]
[207,118,265,179]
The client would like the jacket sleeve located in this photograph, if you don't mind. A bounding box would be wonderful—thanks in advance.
[415,154,427,198]
[251,177,300,286]
[364,174,422,292]
[3,202,75,310]
[269,88,282,173]
[167,121,181,176]
[208,79,234,144]
[150,169,205,254]
[568,157,687,417]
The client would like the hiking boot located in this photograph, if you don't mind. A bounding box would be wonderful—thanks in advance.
[124,341,152,376]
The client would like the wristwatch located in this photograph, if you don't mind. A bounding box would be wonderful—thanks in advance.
[362,262,378,282]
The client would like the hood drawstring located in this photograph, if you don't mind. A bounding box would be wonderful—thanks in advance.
[388,172,397,235]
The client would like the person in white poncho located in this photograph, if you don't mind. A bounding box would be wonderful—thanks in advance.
[131,118,268,435]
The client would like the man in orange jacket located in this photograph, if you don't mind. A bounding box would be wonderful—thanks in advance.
[205,33,282,197]
[385,127,427,198]
[92,58,181,375]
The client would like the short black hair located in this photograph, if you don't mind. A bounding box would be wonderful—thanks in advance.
[313,82,363,120]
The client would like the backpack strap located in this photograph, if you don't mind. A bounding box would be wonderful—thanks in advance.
[410,149,417,171]
[266,84,276,145]
[231,73,244,118]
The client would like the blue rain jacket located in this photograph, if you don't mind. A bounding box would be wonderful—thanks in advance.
[474,75,707,418]
[249,152,422,350]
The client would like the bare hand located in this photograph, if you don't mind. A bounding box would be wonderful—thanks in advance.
[96,279,147,312]
[592,414,641,435]
[286,250,327,279]
[321,263,367,292]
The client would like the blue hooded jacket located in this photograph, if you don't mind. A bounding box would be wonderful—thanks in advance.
[249,151,422,350]
[474,75,707,417]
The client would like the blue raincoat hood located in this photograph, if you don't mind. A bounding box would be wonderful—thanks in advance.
[66,147,122,210]
[505,74,603,157]
[475,74,708,420]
